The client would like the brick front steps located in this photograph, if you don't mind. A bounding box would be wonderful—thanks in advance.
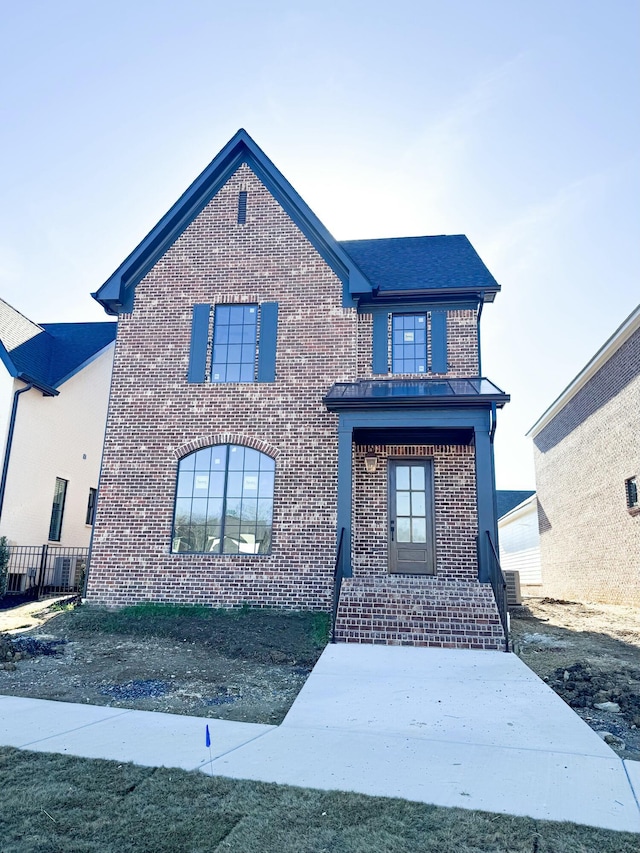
[334,576,506,650]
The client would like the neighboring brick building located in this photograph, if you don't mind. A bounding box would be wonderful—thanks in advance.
[528,305,640,605]
[87,129,510,649]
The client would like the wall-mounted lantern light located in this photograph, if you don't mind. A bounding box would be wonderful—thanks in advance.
[364,453,378,474]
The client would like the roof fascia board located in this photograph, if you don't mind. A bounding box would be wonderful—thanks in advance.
[498,494,537,523]
[371,286,498,302]
[324,392,510,412]
[52,340,116,389]
[357,297,480,314]
[527,304,640,437]
[93,130,371,314]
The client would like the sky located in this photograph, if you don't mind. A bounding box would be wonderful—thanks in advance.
[1,0,638,489]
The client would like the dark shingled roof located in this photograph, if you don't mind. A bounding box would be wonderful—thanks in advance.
[497,490,535,519]
[40,323,117,387]
[0,298,116,391]
[339,235,500,295]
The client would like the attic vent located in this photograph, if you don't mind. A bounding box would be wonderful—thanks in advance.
[625,476,639,513]
[237,191,248,224]
[504,571,522,606]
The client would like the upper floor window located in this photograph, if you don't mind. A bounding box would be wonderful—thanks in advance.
[187,302,279,384]
[48,477,68,541]
[172,444,275,554]
[372,309,448,375]
[392,314,427,374]
[211,304,258,383]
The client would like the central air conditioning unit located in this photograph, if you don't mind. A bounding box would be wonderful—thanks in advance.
[51,555,84,590]
[503,570,523,606]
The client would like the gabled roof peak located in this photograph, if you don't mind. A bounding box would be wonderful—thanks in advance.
[93,129,371,315]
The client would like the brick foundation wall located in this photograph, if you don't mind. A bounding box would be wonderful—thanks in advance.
[533,327,640,606]
[87,163,356,609]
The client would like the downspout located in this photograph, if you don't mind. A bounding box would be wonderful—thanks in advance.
[489,402,498,545]
[477,298,484,376]
[0,383,34,519]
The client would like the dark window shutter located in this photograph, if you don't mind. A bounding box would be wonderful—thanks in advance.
[187,304,210,383]
[257,302,278,382]
[430,311,448,374]
[372,313,389,374]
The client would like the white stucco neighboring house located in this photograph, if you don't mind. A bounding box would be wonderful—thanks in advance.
[0,297,116,550]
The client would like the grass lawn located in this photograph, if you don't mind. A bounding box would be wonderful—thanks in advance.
[1,747,637,852]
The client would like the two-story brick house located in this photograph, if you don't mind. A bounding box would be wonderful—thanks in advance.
[87,129,509,650]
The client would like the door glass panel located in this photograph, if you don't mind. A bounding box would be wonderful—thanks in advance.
[396,466,410,490]
[397,517,411,542]
[411,491,426,516]
[396,492,411,515]
[410,466,425,489]
[412,517,427,542]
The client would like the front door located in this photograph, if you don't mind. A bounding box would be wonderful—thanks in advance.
[388,459,435,574]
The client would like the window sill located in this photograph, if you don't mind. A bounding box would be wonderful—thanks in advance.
[627,505,640,517]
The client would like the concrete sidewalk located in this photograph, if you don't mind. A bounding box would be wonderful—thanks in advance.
[1,645,639,833]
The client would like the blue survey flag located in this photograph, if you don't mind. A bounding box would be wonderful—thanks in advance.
[205,724,211,748]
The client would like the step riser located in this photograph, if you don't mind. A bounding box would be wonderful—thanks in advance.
[334,578,506,651]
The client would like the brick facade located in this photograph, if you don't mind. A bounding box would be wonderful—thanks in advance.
[88,164,352,610]
[87,144,506,650]
[533,326,640,606]
[356,309,478,379]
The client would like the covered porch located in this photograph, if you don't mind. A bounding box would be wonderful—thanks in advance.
[324,378,510,649]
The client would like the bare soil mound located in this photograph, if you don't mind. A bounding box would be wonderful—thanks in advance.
[510,598,640,759]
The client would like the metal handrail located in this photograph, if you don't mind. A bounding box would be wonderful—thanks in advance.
[486,530,509,652]
[331,527,346,643]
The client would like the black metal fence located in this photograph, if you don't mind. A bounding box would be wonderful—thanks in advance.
[3,545,88,599]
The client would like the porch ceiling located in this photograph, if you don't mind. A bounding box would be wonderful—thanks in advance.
[353,426,474,445]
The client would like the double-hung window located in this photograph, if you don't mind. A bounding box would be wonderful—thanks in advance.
[187,302,278,384]
[372,309,448,375]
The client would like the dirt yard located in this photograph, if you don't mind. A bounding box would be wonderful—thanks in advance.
[1,596,639,760]
[510,597,640,760]
[0,600,329,725]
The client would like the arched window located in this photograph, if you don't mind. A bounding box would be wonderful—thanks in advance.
[172,444,274,554]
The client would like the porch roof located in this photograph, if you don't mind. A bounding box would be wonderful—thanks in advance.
[324,377,509,410]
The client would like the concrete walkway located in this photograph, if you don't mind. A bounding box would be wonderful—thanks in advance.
[1,644,639,833]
